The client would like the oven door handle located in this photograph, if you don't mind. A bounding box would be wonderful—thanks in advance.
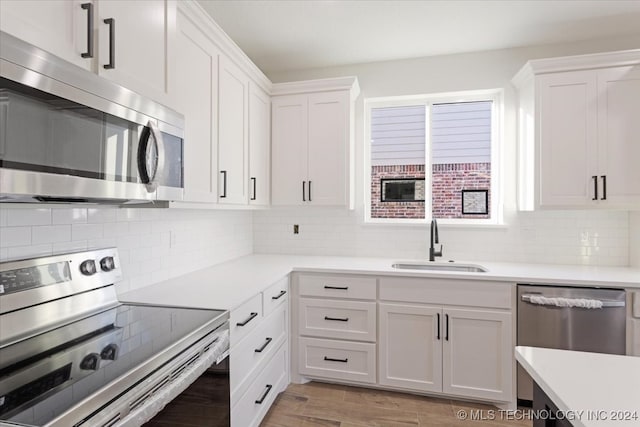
[521,294,625,308]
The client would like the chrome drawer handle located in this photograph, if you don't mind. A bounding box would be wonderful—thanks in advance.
[272,290,287,300]
[324,316,349,322]
[324,356,348,363]
[254,337,272,353]
[236,312,258,326]
[324,285,348,290]
[255,384,273,404]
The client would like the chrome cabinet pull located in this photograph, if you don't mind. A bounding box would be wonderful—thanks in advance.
[436,313,440,340]
[103,18,115,69]
[236,312,257,326]
[309,180,312,201]
[254,337,272,353]
[81,3,94,58]
[271,290,286,300]
[324,356,348,363]
[324,316,349,322]
[592,175,598,201]
[302,181,306,201]
[255,384,273,404]
[324,285,348,290]
[601,175,607,200]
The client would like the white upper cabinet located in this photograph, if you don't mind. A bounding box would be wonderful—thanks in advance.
[271,77,359,208]
[272,95,309,206]
[513,50,640,210]
[171,10,218,203]
[97,0,174,103]
[596,65,640,206]
[0,0,93,70]
[307,91,350,206]
[218,56,249,205]
[249,83,271,206]
[0,0,175,104]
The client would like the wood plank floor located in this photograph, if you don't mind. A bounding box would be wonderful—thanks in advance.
[261,382,533,427]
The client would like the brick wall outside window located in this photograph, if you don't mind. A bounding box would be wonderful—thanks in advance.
[371,163,491,219]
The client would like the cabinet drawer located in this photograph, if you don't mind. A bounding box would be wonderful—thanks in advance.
[379,277,512,309]
[298,337,376,384]
[298,298,376,342]
[263,276,289,317]
[231,305,287,403]
[231,344,288,427]
[230,293,263,346]
[298,274,376,300]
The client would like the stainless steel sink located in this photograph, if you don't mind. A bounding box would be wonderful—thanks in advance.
[391,262,488,273]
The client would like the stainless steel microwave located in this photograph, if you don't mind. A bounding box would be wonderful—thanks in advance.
[0,32,184,204]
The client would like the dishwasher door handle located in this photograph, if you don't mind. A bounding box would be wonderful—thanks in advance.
[521,294,625,308]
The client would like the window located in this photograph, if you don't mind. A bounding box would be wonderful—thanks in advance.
[365,90,501,224]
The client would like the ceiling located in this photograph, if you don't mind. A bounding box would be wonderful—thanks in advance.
[197,1,640,76]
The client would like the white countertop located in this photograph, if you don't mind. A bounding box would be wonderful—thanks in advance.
[119,254,640,310]
[515,346,640,427]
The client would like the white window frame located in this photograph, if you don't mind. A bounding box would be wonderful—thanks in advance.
[364,89,503,225]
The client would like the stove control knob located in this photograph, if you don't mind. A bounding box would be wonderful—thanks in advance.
[100,256,115,272]
[100,344,119,361]
[80,353,101,371]
[79,260,97,276]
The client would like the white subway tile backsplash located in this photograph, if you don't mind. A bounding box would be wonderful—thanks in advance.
[32,225,71,244]
[7,208,51,226]
[52,208,88,224]
[0,206,253,293]
[72,223,104,241]
[254,207,630,266]
[0,227,32,247]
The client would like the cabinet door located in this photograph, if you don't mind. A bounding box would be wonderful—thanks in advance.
[218,56,249,204]
[0,0,92,70]
[442,308,512,402]
[538,71,598,207]
[249,83,271,206]
[378,303,442,393]
[97,0,174,103]
[307,91,349,206]
[597,65,640,207]
[271,95,308,206]
[171,12,218,203]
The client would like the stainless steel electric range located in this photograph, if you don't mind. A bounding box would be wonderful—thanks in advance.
[0,248,229,427]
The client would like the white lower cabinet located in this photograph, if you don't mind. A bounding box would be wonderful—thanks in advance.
[230,277,289,427]
[379,303,442,392]
[293,273,515,405]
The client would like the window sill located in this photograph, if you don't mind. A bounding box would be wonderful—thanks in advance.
[362,219,508,229]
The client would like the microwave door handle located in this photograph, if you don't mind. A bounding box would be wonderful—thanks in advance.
[137,121,165,193]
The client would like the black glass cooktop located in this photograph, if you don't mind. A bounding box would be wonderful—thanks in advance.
[0,303,226,426]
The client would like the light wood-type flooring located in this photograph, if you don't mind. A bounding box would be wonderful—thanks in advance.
[261,382,533,427]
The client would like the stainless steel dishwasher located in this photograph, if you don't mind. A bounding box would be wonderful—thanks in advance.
[517,284,626,404]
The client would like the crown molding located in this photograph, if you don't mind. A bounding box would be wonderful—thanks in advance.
[272,76,360,100]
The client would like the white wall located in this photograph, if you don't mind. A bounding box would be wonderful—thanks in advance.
[0,207,253,294]
[255,35,640,266]
[630,212,640,267]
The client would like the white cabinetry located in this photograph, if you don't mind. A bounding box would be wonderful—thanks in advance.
[171,10,218,203]
[0,0,175,103]
[513,50,640,210]
[378,277,513,402]
[96,0,174,103]
[0,0,92,70]
[218,56,249,205]
[271,78,359,208]
[629,291,640,357]
[294,273,377,385]
[230,276,289,427]
[249,83,271,206]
